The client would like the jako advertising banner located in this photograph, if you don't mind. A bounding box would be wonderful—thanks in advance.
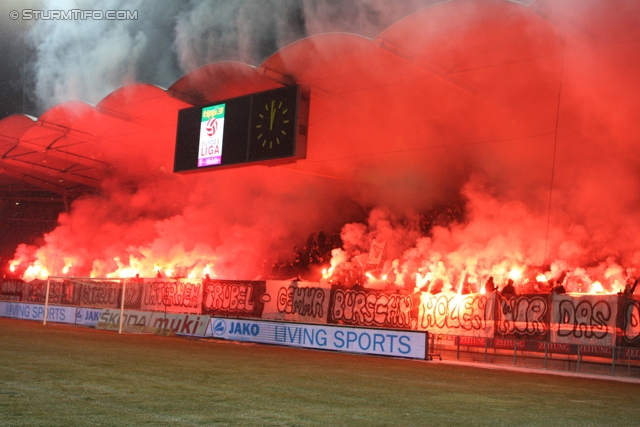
[204,317,427,359]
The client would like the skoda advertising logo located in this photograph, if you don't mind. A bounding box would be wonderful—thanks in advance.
[76,309,83,322]
[213,319,226,336]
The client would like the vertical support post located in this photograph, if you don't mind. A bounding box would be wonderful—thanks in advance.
[611,345,616,376]
[456,336,460,360]
[430,334,435,356]
[118,280,127,334]
[513,339,517,366]
[484,338,488,363]
[611,318,618,376]
[43,277,51,325]
[577,345,581,372]
[544,342,548,370]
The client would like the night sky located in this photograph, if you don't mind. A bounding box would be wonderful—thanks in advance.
[0,0,433,118]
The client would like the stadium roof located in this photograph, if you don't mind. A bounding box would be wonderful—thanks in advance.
[0,0,629,199]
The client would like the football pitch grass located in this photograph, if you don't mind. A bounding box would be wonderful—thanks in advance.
[1,319,638,427]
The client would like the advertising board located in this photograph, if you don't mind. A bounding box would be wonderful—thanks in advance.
[204,317,427,359]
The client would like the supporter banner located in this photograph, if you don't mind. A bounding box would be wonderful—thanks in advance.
[551,294,618,346]
[74,307,103,327]
[23,280,48,303]
[201,280,266,318]
[417,291,495,337]
[261,281,330,324]
[617,297,640,348]
[0,301,75,324]
[45,280,77,305]
[122,280,143,310]
[149,313,210,336]
[0,280,24,301]
[140,279,202,314]
[494,294,550,341]
[4,279,129,309]
[204,317,427,359]
[78,280,122,309]
[328,287,414,329]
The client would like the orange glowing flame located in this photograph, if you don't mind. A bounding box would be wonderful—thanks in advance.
[322,265,337,281]
[9,260,19,272]
[203,264,212,276]
[414,271,433,293]
[457,272,466,295]
[105,256,141,279]
[24,264,49,281]
[536,273,548,283]
[415,272,431,289]
[61,258,74,275]
[118,269,138,278]
[508,267,522,281]
[590,281,605,294]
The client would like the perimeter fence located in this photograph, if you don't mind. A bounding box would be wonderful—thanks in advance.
[427,333,640,379]
[1,276,640,377]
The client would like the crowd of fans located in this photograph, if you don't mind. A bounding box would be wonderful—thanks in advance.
[269,231,342,279]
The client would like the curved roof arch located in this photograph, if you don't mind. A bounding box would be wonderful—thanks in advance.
[168,61,282,105]
[259,32,395,95]
[1,0,630,202]
[377,0,560,76]
[0,114,37,143]
[97,83,191,129]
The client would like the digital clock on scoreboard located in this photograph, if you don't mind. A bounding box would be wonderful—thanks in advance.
[174,85,309,173]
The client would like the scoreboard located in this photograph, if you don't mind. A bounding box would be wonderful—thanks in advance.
[174,85,309,173]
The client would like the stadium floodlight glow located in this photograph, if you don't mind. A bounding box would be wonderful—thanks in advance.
[174,85,310,173]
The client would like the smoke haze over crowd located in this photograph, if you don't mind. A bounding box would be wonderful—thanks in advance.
[5,0,640,293]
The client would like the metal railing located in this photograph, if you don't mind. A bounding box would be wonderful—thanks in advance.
[429,334,640,378]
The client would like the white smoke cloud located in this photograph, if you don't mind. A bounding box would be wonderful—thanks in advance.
[28,0,437,107]
[28,0,184,110]
[302,0,441,38]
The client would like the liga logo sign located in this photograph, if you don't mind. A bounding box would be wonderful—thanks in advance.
[198,103,226,167]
